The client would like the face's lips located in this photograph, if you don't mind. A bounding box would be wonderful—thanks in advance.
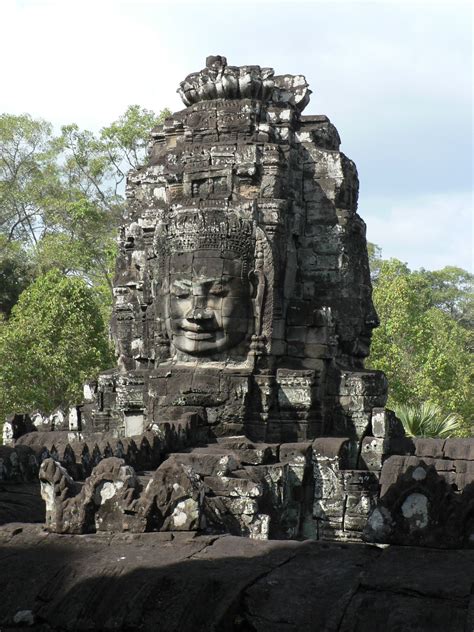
[182,331,216,340]
[180,322,218,333]
[179,324,219,341]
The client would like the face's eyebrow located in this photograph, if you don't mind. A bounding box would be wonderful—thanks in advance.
[171,279,192,290]
[192,277,225,285]
[171,277,233,288]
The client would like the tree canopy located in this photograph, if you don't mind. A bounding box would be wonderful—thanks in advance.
[0,106,170,320]
[0,270,113,420]
[367,250,473,432]
[0,235,35,316]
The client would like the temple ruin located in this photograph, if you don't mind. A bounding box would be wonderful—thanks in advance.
[2,56,474,548]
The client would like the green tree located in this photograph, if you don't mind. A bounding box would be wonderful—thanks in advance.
[58,105,171,222]
[0,270,113,425]
[419,266,473,330]
[367,242,383,283]
[50,105,170,314]
[367,257,473,431]
[0,106,170,320]
[0,235,35,316]
[0,107,172,434]
[369,244,473,329]
[0,113,60,245]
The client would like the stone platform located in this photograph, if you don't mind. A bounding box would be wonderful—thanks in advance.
[0,523,473,631]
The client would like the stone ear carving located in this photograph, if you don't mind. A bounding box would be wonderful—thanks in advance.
[154,317,170,362]
[254,226,274,354]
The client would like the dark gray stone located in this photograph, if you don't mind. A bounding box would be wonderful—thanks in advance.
[364,454,474,547]
[81,55,386,444]
[0,526,472,631]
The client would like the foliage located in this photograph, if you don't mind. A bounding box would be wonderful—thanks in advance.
[368,243,473,329]
[0,113,60,245]
[0,270,113,424]
[100,104,171,173]
[367,255,473,432]
[0,106,170,433]
[58,104,171,218]
[419,266,473,330]
[0,235,35,316]
[393,402,465,438]
[0,106,170,321]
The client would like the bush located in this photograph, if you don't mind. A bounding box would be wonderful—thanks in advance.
[394,402,466,438]
[0,270,113,431]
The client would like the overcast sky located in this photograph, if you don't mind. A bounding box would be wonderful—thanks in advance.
[1,0,472,271]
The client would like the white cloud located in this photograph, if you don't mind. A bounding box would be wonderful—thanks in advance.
[364,191,473,272]
[0,0,471,275]
[0,0,185,129]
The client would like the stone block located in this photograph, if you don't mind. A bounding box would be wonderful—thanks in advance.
[371,408,405,438]
[286,326,307,342]
[339,371,387,401]
[359,436,415,471]
[305,343,333,359]
[341,469,380,492]
[443,439,474,461]
[170,451,238,478]
[358,437,385,471]
[279,442,312,463]
[313,463,344,501]
[204,475,264,499]
[312,437,351,464]
[347,412,372,440]
[345,490,377,518]
[364,453,474,547]
[314,496,345,520]
[413,438,445,459]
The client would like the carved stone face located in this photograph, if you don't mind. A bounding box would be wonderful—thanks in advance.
[352,300,380,359]
[163,250,252,356]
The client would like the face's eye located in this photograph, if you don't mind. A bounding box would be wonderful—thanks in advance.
[171,284,191,299]
[208,284,228,297]
[172,291,190,299]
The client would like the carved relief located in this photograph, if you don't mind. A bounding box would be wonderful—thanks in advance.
[86,55,387,441]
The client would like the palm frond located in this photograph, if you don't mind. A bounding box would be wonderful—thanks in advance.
[393,402,464,438]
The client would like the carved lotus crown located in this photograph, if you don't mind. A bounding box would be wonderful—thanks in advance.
[177,55,311,112]
[155,210,255,263]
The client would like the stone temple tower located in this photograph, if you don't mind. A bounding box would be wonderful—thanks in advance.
[9,56,469,547]
[85,54,387,448]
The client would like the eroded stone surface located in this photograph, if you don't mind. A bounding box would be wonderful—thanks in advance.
[364,452,474,547]
[36,437,381,542]
[0,525,472,631]
[75,55,387,444]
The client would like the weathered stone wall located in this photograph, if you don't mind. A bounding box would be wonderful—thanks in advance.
[30,432,474,548]
[85,55,386,443]
[365,438,474,547]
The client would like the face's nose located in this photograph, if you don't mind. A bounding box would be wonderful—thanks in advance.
[186,295,214,321]
[365,307,380,330]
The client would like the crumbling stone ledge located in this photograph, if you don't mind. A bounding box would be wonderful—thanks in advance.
[0,523,472,631]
